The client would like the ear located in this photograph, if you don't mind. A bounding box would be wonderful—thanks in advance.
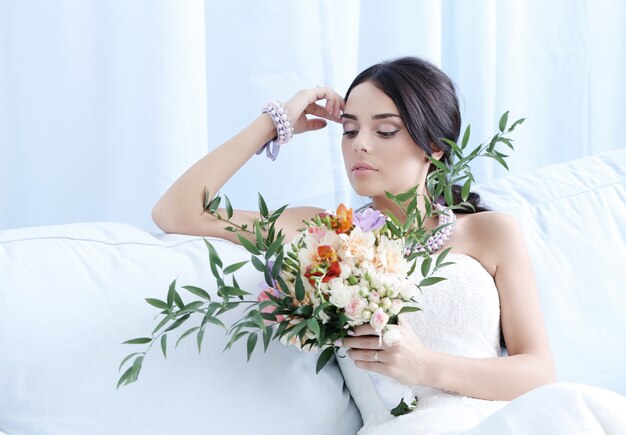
[425,145,444,162]
[431,148,444,161]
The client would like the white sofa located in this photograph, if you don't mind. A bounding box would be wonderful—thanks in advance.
[1,148,625,435]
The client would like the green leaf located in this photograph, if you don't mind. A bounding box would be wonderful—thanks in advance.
[165,314,190,332]
[508,117,526,132]
[167,279,177,308]
[316,346,335,374]
[208,195,221,213]
[294,273,305,301]
[263,325,272,351]
[224,194,233,219]
[174,291,185,310]
[205,316,226,330]
[398,306,421,315]
[461,178,472,202]
[118,352,142,372]
[461,124,471,149]
[224,330,248,352]
[117,365,134,389]
[122,337,152,345]
[490,153,510,170]
[250,255,266,272]
[197,328,205,353]
[145,298,168,310]
[237,234,261,255]
[223,260,248,275]
[182,285,211,300]
[221,286,251,297]
[254,221,265,251]
[272,251,284,278]
[307,318,320,338]
[175,326,201,347]
[202,238,222,275]
[160,334,167,359]
[420,256,432,278]
[203,187,211,211]
[153,315,172,334]
[429,157,449,172]
[435,247,452,269]
[258,193,269,218]
[251,311,266,330]
[247,333,258,362]
[269,204,289,221]
[130,355,144,381]
[499,111,509,133]
[419,276,447,287]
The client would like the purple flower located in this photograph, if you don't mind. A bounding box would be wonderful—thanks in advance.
[354,208,387,232]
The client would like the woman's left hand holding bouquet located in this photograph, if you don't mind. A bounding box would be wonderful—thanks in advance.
[343,316,438,387]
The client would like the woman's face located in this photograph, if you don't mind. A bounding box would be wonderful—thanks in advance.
[341,81,431,198]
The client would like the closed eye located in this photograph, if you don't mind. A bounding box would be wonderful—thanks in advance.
[342,130,400,138]
[378,130,400,138]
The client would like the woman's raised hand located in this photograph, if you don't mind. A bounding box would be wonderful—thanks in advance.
[283,86,345,135]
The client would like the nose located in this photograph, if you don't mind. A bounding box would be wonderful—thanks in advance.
[352,135,369,153]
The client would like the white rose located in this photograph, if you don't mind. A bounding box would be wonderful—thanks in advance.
[369,308,390,332]
[381,297,392,310]
[382,325,403,346]
[400,280,418,300]
[389,299,404,315]
[329,279,353,308]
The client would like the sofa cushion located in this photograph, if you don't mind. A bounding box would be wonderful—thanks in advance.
[0,222,362,435]
[477,148,626,394]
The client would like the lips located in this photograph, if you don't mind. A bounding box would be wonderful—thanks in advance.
[351,162,377,171]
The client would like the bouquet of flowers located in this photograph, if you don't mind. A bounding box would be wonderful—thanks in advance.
[118,112,523,408]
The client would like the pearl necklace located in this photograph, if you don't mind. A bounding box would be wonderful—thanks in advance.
[404,204,456,255]
[356,202,456,255]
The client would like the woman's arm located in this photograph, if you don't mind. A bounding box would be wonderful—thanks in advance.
[428,212,556,400]
[344,213,556,401]
[151,87,345,243]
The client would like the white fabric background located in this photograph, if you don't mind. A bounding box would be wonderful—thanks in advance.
[1,0,625,231]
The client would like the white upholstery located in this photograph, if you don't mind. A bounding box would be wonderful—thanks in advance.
[1,148,624,434]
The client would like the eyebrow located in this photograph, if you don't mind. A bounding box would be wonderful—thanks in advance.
[341,113,402,120]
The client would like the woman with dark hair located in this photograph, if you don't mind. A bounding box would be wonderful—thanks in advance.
[152,57,556,433]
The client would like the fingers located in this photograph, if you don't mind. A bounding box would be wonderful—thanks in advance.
[342,334,382,350]
[348,348,385,364]
[305,118,327,132]
[310,86,344,120]
[305,103,341,123]
[351,323,377,336]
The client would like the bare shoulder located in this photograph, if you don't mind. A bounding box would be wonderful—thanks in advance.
[454,211,523,276]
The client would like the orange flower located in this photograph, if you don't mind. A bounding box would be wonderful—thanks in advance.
[317,245,338,263]
[335,203,353,234]
[322,261,341,283]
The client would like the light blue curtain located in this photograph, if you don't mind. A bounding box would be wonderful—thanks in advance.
[1,0,624,232]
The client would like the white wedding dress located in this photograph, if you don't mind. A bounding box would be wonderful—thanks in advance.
[337,253,626,435]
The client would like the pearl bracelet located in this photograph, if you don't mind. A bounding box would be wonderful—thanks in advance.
[256,100,294,161]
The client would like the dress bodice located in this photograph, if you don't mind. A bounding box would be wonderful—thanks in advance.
[368,253,503,410]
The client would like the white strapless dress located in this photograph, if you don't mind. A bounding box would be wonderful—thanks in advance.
[337,253,626,435]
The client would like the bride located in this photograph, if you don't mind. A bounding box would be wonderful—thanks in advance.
[151,56,624,434]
